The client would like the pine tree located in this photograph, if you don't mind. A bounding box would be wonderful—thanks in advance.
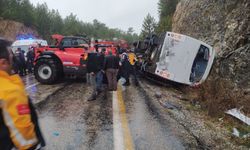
[157,0,179,33]
[141,13,157,39]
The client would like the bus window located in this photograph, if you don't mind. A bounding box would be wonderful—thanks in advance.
[189,45,209,83]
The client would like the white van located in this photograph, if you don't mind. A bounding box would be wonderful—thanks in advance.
[139,32,216,86]
[11,39,48,57]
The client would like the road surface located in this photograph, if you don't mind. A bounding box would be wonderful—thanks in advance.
[23,75,200,150]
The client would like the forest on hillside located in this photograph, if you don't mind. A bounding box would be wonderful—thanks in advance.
[0,0,179,42]
[0,0,139,42]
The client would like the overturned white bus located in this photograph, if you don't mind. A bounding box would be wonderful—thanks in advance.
[135,32,216,86]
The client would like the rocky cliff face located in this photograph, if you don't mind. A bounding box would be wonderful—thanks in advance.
[172,0,250,115]
[0,18,38,41]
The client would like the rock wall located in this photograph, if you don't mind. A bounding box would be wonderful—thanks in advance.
[0,18,38,41]
[172,0,250,115]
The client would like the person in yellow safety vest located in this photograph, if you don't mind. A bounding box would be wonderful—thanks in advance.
[127,49,139,86]
[0,38,45,150]
[128,50,137,66]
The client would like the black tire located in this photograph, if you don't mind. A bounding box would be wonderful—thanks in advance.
[34,58,61,84]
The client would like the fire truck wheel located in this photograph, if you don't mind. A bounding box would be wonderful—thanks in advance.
[34,59,60,84]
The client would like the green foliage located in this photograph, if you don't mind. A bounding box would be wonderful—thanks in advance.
[33,3,52,40]
[0,0,35,26]
[49,9,64,35]
[157,0,179,33]
[140,13,157,39]
[0,0,138,43]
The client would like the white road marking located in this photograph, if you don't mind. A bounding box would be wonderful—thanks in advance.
[22,74,35,81]
[113,91,125,150]
[25,82,40,90]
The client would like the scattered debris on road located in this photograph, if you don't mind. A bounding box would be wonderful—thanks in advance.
[155,92,162,99]
[232,128,240,137]
[53,132,60,137]
[226,108,250,126]
[159,100,182,110]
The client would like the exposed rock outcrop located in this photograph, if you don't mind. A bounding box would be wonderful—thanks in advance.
[0,18,38,41]
[172,0,250,115]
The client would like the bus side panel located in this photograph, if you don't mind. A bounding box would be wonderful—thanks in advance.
[155,32,200,85]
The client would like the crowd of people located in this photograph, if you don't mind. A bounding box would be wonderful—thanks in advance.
[0,37,139,149]
[86,45,139,101]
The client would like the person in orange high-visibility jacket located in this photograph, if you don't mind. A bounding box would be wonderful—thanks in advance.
[0,38,45,150]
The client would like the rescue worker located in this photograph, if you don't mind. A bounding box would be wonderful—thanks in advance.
[15,48,26,76]
[128,48,139,86]
[120,49,131,86]
[86,54,93,85]
[0,38,45,150]
[27,47,35,74]
[21,49,27,75]
[86,51,98,101]
[95,48,105,94]
[94,40,99,52]
[117,45,122,54]
[12,53,19,74]
[103,51,120,91]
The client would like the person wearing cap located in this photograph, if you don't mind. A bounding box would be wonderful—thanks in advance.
[0,38,45,150]
[120,49,131,86]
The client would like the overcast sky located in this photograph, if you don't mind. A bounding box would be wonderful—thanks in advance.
[29,0,159,34]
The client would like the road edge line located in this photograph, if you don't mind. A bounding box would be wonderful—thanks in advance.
[116,85,134,150]
[113,91,125,150]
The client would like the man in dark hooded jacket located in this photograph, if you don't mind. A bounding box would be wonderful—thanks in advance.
[26,47,35,74]
[15,48,26,76]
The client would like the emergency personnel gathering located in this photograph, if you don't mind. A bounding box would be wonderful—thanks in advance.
[0,37,138,149]
[86,41,139,101]
[13,46,35,76]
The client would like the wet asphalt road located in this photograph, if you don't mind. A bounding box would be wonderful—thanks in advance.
[23,75,193,150]
[23,74,65,104]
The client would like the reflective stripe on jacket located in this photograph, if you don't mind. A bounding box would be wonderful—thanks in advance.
[0,71,38,150]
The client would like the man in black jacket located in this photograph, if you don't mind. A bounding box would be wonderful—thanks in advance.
[96,48,105,93]
[103,51,120,91]
[15,48,26,76]
[86,51,98,101]
[27,47,35,74]
[87,49,106,101]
